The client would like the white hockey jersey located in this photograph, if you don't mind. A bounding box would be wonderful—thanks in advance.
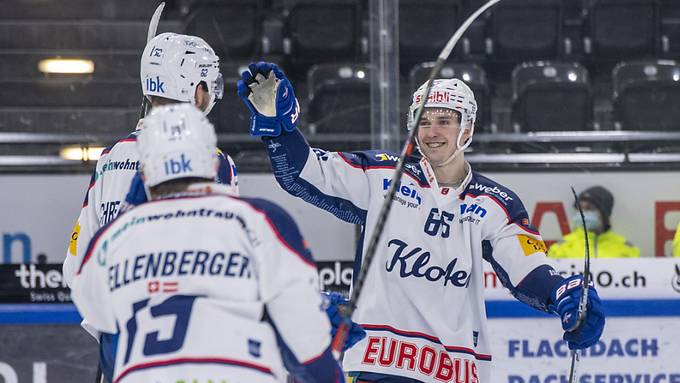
[70,184,341,383]
[262,130,563,383]
[64,121,238,287]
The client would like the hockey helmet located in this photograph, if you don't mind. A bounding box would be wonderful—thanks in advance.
[137,103,218,188]
[140,33,224,114]
[408,79,478,165]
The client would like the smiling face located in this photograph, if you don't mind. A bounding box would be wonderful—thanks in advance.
[417,107,470,166]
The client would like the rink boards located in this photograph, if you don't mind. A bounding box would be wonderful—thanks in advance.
[1,259,679,382]
[1,171,680,266]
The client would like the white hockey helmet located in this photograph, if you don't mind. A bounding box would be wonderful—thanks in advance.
[141,32,224,114]
[137,103,218,189]
[408,79,478,166]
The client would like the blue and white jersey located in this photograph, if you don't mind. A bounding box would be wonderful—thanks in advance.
[263,129,563,383]
[64,120,239,288]
[70,184,343,383]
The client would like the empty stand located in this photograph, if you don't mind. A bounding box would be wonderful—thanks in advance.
[284,0,362,74]
[0,20,181,50]
[208,77,251,134]
[0,52,139,80]
[0,79,139,108]
[660,0,680,58]
[584,0,658,62]
[184,0,263,60]
[399,0,462,70]
[511,61,592,132]
[0,107,138,135]
[307,64,370,137]
[0,0,172,20]
[613,60,680,131]
[487,0,563,64]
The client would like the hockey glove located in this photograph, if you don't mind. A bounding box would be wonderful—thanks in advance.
[322,292,366,351]
[549,275,605,350]
[122,172,148,208]
[237,62,300,137]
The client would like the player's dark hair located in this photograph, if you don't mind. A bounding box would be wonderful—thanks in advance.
[150,177,213,198]
[149,95,180,107]
[149,82,208,108]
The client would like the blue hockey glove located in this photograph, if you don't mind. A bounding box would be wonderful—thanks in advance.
[322,291,366,351]
[549,275,605,350]
[237,62,300,137]
[123,172,148,208]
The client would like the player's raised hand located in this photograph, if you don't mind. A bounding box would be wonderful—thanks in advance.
[237,62,300,137]
[549,275,605,350]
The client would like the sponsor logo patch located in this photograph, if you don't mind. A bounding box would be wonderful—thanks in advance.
[69,222,80,256]
[376,153,399,162]
[517,234,547,256]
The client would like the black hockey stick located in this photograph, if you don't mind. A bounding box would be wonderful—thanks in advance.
[139,2,166,119]
[331,0,503,354]
[567,186,592,383]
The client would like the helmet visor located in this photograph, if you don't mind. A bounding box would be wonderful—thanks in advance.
[213,72,224,100]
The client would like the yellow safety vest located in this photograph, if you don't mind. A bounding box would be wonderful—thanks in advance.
[673,222,680,257]
[548,227,640,258]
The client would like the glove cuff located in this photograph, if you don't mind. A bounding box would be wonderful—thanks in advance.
[280,98,301,133]
[250,114,283,137]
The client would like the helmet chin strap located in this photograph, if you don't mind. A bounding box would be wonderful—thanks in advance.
[426,127,472,168]
[432,145,464,167]
[202,94,216,115]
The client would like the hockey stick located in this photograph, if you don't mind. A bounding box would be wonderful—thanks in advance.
[139,2,166,119]
[567,187,592,383]
[331,0,503,354]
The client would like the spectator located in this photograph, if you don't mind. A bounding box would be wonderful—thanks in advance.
[549,186,640,258]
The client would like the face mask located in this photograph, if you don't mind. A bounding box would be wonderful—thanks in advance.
[572,210,603,232]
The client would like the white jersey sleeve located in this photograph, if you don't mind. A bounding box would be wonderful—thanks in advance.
[70,229,118,333]
[468,175,563,312]
[65,130,240,288]
[263,129,373,224]
[242,198,336,367]
[64,132,141,288]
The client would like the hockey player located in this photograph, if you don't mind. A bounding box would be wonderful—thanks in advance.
[237,62,606,382]
[64,32,238,288]
[70,104,345,383]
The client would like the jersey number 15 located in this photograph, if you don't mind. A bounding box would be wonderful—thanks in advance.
[124,295,198,364]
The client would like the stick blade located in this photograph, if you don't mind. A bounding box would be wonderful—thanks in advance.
[147,2,166,43]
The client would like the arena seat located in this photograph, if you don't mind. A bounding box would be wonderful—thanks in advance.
[0,107,138,135]
[283,0,362,72]
[399,0,463,71]
[0,0,167,20]
[184,0,263,60]
[0,79,139,108]
[511,61,592,132]
[660,0,680,58]
[584,0,658,62]
[208,77,251,134]
[613,60,680,131]
[307,64,370,137]
[0,20,181,50]
[487,0,563,64]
